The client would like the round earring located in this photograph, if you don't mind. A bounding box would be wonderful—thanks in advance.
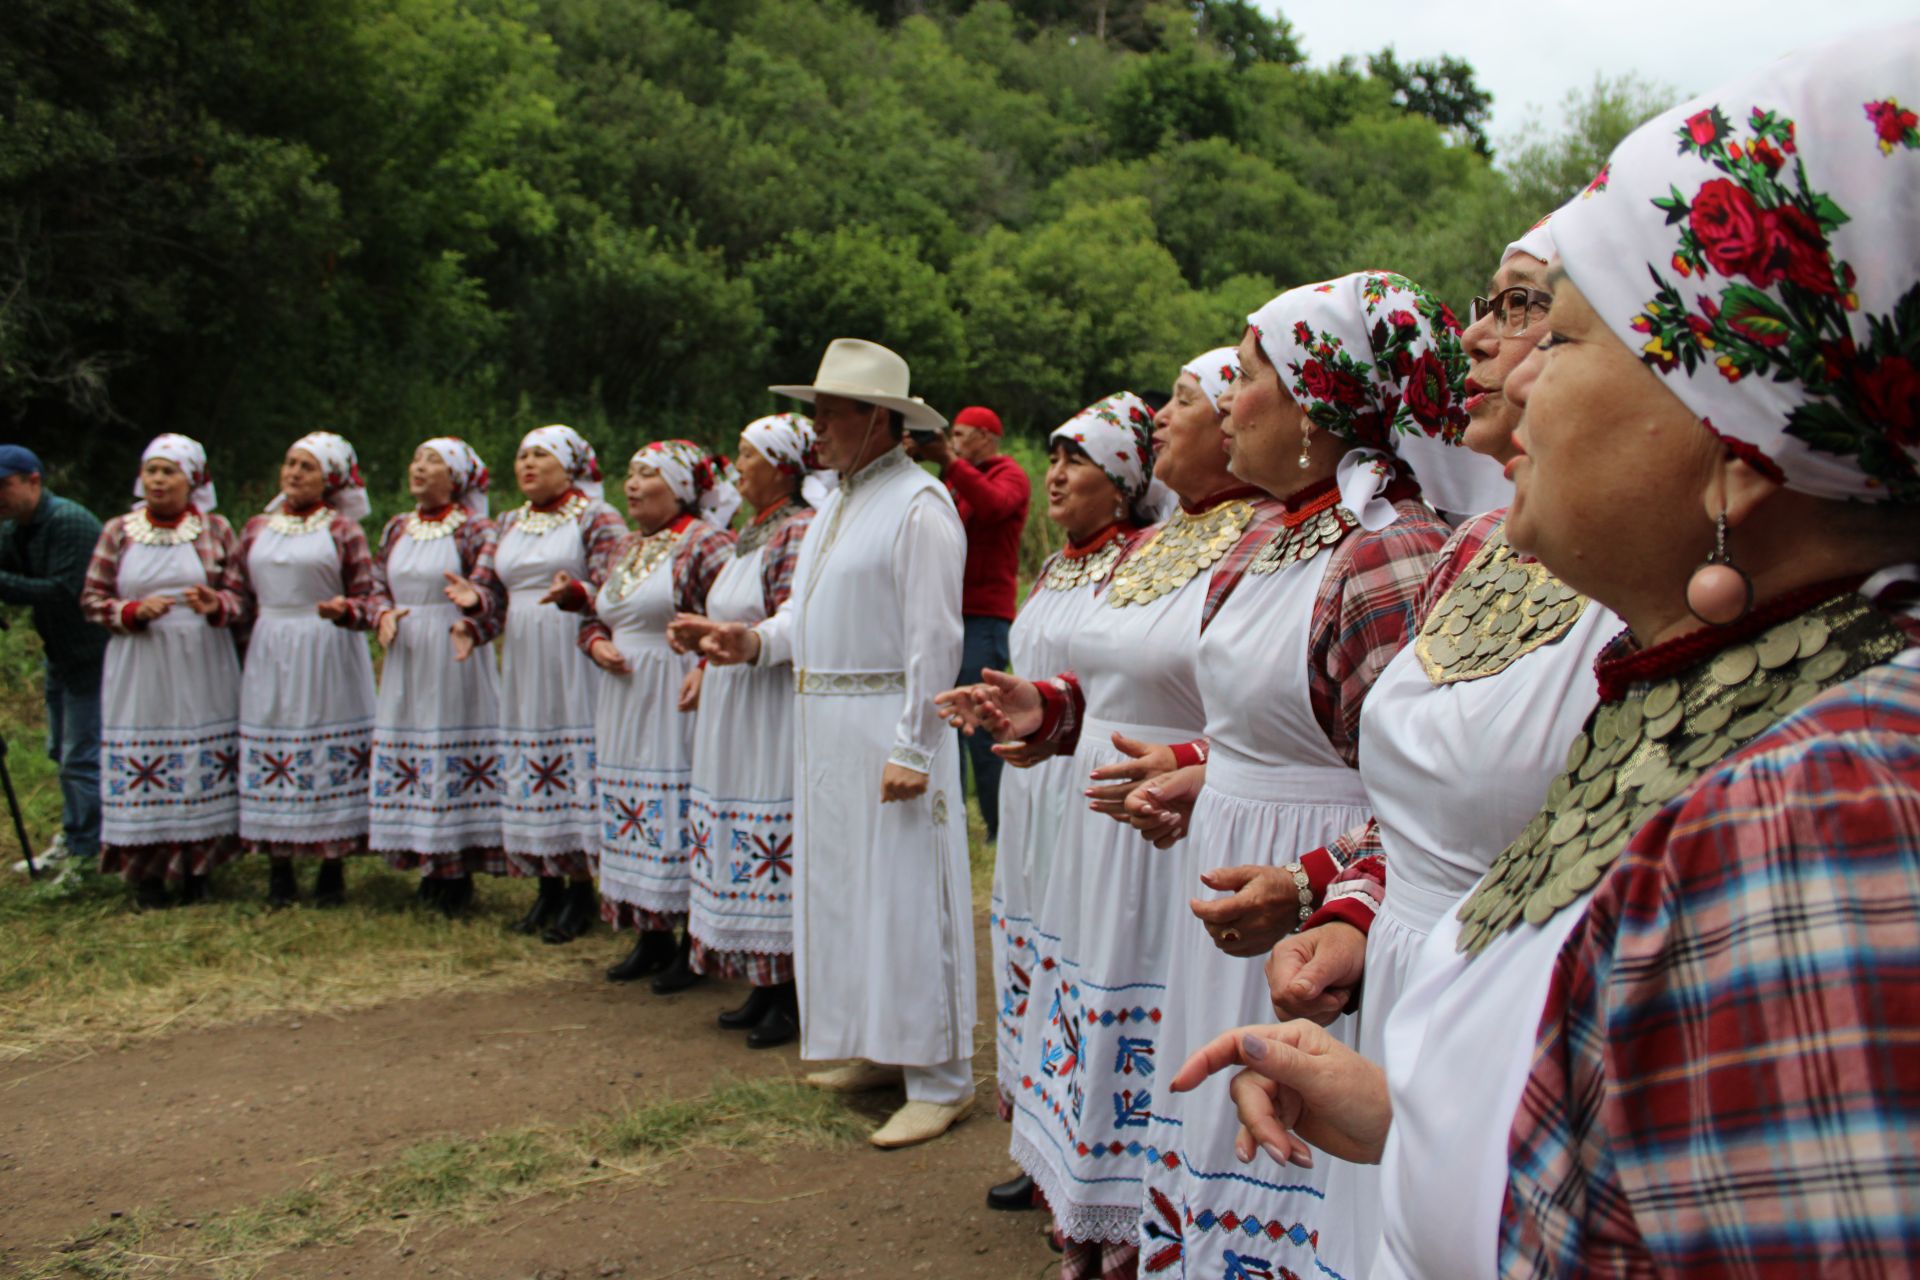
[1685,512,1753,626]
[1297,425,1313,470]
[1113,501,1126,520]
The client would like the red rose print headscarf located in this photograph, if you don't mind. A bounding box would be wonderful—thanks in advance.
[421,437,491,518]
[519,425,604,502]
[270,431,369,521]
[1049,391,1157,507]
[634,439,743,529]
[1248,270,1470,529]
[741,414,818,477]
[1552,22,1920,503]
[135,433,218,513]
[1180,348,1241,413]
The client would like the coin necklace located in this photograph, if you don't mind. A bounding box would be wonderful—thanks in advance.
[126,507,204,547]
[1104,499,1254,608]
[1037,524,1130,592]
[1455,591,1908,956]
[513,492,590,536]
[603,523,686,603]
[1415,523,1586,685]
[1248,487,1354,576]
[404,505,467,542]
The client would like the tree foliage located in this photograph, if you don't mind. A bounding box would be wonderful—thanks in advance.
[0,0,1597,512]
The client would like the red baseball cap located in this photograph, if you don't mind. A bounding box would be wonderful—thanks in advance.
[953,405,1003,436]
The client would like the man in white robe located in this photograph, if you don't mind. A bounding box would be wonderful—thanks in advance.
[696,339,976,1148]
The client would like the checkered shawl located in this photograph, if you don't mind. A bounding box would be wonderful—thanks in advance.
[579,519,734,653]
[81,510,251,632]
[235,510,377,631]
[1500,642,1920,1277]
[758,505,814,616]
[356,512,501,641]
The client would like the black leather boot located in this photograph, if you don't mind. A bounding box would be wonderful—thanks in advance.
[267,857,298,908]
[607,929,675,983]
[986,1173,1038,1212]
[178,873,210,906]
[649,926,704,994]
[541,880,598,944]
[717,983,775,1030]
[437,874,474,919]
[415,876,445,908]
[510,876,564,935]
[313,859,345,908]
[134,876,172,911]
[745,981,798,1049]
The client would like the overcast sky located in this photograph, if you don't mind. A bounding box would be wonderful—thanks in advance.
[1262,2,1916,149]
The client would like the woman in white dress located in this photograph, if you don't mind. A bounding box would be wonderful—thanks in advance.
[561,440,735,989]
[80,435,249,908]
[234,431,377,908]
[944,358,1291,1278]
[1177,36,1920,1275]
[365,438,504,918]
[667,415,817,1046]
[449,425,625,942]
[938,391,1158,1213]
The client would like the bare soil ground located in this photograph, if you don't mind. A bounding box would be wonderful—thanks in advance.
[0,914,1055,1279]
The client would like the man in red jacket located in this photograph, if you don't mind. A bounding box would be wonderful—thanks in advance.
[908,405,1028,842]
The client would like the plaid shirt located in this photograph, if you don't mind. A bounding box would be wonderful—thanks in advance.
[357,511,502,642]
[1,490,107,687]
[758,504,814,616]
[468,496,627,648]
[235,510,377,631]
[1501,640,1920,1278]
[81,510,251,633]
[579,517,734,653]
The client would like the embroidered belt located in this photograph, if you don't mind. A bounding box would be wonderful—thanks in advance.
[794,668,907,696]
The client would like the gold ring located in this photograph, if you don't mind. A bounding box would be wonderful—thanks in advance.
[1220,928,1241,945]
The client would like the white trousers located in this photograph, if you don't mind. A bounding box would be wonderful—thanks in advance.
[902,1056,973,1104]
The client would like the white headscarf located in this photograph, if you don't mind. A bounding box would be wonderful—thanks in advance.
[1048,392,1157,505]
[1503,215,1557,267]
[420,437,491,517]
[741,414,817,476]
[633,440,742,529]
[135,434,217,513]
[519,425,604,502]
[1180,347,1242,412]
[269,431,369,521]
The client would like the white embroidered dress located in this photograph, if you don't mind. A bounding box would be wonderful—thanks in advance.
[238,518,376,850]
[753,447,974,1069]
[1140,539,1372,1280]
[493,505,608,871]
[101,535,242,850]
[368,517,503,867]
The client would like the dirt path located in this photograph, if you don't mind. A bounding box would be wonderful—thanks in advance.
[0,919,1059,1277]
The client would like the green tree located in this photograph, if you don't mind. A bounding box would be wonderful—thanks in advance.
[1366,47,1495,156]
[1502,73,1681,214]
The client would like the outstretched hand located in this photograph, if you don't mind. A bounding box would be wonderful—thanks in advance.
[698,621,762,667]
[1189,864,1313,958]
[450,619,478,663]
[539,570,581,608]
[1265,922,1365,1023]
[376,608,410,648]
[443,571,481,610]
[588,637,631,675]
[1171,1021,1391,1168]
[676,663,703,712]
[180,585,221,616]
[133,594,175,623]
[315,595,352,622]
[1085,733,1176,819]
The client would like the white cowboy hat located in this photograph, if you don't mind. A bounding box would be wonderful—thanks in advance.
[769,338,948,432]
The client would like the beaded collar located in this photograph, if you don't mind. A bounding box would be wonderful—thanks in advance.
[126,507,203,547]
[602,514,692,603]
[512,491,589,536]
[1415,521,1588,685]
[1105,489,1259,608]
[736,498,804,557]
[1035,522,1133,593]
[265,505,332,536]
[1454,583,1906,956]
[404,504,467,541]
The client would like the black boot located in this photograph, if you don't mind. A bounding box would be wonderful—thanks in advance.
[649,926,704,995]
[178,873,210,906]
[986,1173,1038,1212]
[607,930,675,983]
[509,876,564,935]
[313,859,345,908]
[134,875,173,911]
[717,984,775,1030]
[541,880,598,944]
[415,876,445,908]
[437,874,474,919]
[267,857,298,909]
[745,981,798,1049]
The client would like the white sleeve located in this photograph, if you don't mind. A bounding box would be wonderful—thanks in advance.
[753,594,796,669]
[888,489,965,774]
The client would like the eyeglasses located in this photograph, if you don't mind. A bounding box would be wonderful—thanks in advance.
[1469,286,1553,339]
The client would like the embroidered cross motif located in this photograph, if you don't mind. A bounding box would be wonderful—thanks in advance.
[124,755,172,793]
[1001,960,1030,1021]
[527,755,572,795]
[1142,1188,1184,1274]
[209,747,238,784]
[385,757,426,795]
[450,755,501,795]
[259,752,300,788]
[747,833,792,883]
[611,797,648,839]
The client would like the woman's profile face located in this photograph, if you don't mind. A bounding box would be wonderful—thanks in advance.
[1150,372,1229,502]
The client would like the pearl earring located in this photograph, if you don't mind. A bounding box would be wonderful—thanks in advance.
[1297,425,1313,470]
[1685,512,1753,625]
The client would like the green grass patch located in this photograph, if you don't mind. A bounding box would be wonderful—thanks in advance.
[22,1077,861,1279]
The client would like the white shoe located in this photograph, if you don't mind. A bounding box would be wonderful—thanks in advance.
[869,1098,974,1149]
[803,1061,905,1094]
[12,834,67,875]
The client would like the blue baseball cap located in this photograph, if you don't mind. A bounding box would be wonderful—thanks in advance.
[0,446,44,479]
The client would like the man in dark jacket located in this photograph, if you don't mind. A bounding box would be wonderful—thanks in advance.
[909,406,1028,841]
[0,446,105,873]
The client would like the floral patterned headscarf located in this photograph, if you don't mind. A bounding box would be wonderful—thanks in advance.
[634,439,742,528]
[1180,348,1241,412]
[519,425,604,502]
[740,414,818,477]
[136,434,217,513]
[1248,270,1470,528]
[420,437,491,518]
[1553,24,1920,503]
[1049,392,1156,505]
[270,431,369,521]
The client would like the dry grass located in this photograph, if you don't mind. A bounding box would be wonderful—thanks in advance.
[21,1077,863,1279]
